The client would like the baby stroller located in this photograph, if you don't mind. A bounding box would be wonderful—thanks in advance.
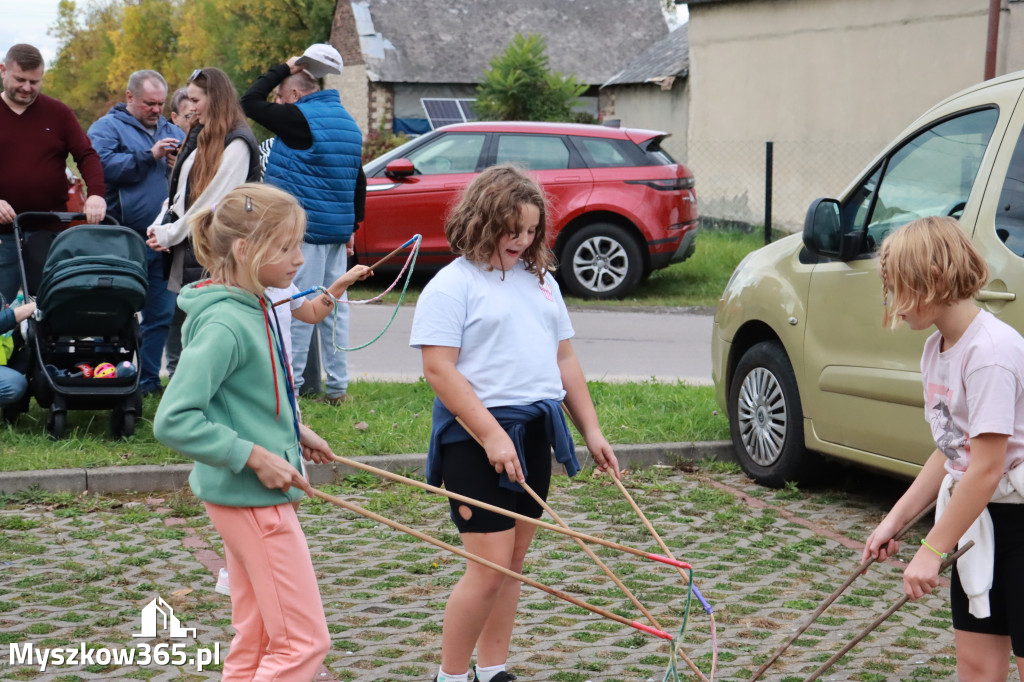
[7,212,148,439]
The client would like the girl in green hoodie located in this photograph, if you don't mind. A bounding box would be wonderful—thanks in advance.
[154,183,334,680]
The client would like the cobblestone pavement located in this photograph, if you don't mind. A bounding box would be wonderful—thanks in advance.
[0,461,994,681]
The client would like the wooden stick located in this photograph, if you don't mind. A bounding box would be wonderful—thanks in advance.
[367,235,418,272]
[305,485,673,640]
[453,418,662,629]
[802,540,974,682]
[749,502,936,682]
[453,417,708,682]
[559,404,713,682]
[329,453,690,569]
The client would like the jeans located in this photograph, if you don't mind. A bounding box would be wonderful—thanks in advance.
[0,236,21,304]
[138,249,177,392]
[164,306,186,378]
[0,365,27,406]
[290,243,349,397]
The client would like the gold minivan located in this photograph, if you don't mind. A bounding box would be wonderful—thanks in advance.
[712,71,1024,487]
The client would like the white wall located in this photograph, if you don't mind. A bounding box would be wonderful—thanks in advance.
[687,0,1023,229]
[606,79,689,162]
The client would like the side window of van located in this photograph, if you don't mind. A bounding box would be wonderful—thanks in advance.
[844,109,998,252]
[994,127,1024,258]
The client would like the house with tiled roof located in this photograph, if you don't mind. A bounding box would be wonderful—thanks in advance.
[324,0,670,135]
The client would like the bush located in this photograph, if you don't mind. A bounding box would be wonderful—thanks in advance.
[474,34,586,122]
[362,126,409,165]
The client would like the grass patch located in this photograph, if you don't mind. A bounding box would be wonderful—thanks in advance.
[348,228,770,308]
[0,380,728,472]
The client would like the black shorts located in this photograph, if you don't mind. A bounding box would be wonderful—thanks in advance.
[950,502,1024,656]
[439,417,551,533]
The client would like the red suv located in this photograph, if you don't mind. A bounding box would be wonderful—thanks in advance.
[357,121,699,299]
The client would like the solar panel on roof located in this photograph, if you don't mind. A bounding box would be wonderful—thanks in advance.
[422,98,478,130]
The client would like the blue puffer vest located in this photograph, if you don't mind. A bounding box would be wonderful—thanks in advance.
[264,90,362,245]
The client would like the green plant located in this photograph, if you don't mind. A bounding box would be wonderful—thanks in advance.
[474,34,586,122]
[362,124,410,165]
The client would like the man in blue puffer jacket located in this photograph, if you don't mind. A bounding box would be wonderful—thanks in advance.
[242,45,365,405]
[88,70,184,396]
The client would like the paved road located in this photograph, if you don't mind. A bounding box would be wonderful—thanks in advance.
[0,464,970,681]
[346,304,714,384]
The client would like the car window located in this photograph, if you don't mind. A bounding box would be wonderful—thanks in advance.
[857,108,998,251]
[573,137,634,168]
[407,133,486,175]
[495,134,570,170]
[994,125,1024,258]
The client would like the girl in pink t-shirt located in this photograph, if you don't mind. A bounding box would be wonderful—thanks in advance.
[864,216,1024,681]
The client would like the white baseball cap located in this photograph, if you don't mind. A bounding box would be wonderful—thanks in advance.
[296,43,343,79]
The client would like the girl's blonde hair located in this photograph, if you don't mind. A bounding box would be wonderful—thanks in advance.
[189,183,305,296]
[186,68,250,203]
[444,164,554,282]
[878,216,988,328]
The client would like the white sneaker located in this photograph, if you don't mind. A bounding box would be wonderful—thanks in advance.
[215,568,230,596]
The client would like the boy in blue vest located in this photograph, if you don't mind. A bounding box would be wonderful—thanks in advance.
[241,44,367,405]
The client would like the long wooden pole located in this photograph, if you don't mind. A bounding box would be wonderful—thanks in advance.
[559,404,713,682]
[329,453,691,569]
[802,541,974,682]
[452,418,661,628]
[749,502,936,681]
[305,485,673,640]
[453,417,708,682]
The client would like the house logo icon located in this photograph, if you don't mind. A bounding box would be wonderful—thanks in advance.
[132,597,197,638]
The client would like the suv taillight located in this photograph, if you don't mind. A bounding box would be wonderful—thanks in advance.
[625,177,695,191]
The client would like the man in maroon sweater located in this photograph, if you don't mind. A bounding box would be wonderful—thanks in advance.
[0,43,106,302]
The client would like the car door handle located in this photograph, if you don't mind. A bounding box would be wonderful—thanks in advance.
[976,289,1016,302]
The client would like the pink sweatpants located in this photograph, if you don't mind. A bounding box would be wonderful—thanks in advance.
[205,502,330,681]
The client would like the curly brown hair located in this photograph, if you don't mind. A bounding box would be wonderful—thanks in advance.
[444,164,554,282]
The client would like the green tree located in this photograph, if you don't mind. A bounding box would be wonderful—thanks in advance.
[107,0,185,94]
[46,0,335,129]
[474,34,587,122]
[179,0,334,86]
[46,0,122,125]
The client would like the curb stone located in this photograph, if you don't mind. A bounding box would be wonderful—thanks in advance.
[0,441,735,495]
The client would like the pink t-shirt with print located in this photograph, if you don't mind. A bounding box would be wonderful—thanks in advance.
[921,310,1024,475]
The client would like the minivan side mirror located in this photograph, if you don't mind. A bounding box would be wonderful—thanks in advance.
[803,198,864,261]
[384,159,416,179]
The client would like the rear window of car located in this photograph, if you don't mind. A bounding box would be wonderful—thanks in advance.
[572,135,669,168]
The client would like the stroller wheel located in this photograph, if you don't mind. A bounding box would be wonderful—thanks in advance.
[111,408,135,439]
[46,410,66,440]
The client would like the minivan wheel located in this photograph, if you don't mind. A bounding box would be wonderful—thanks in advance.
[728,341,811,488]
[560,223,643,299]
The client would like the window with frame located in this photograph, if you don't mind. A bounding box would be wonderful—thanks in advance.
[843,108,999,253]
[495,134,570,170]
[573,136,635,168]
[994,124,1024,258]
[406,134,486,175]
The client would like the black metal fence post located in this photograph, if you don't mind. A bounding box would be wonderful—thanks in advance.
[765,141,773,245]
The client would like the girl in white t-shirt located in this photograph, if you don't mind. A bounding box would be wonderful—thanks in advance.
[410,164,620,682]
[864,216,1024,681]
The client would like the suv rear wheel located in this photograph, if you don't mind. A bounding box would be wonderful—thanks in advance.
[729,340,812,487]
[560,223,643,299]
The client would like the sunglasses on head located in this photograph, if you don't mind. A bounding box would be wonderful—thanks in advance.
[188,69,205,83]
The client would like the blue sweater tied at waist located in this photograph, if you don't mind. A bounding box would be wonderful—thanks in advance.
[427,398,581,492]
